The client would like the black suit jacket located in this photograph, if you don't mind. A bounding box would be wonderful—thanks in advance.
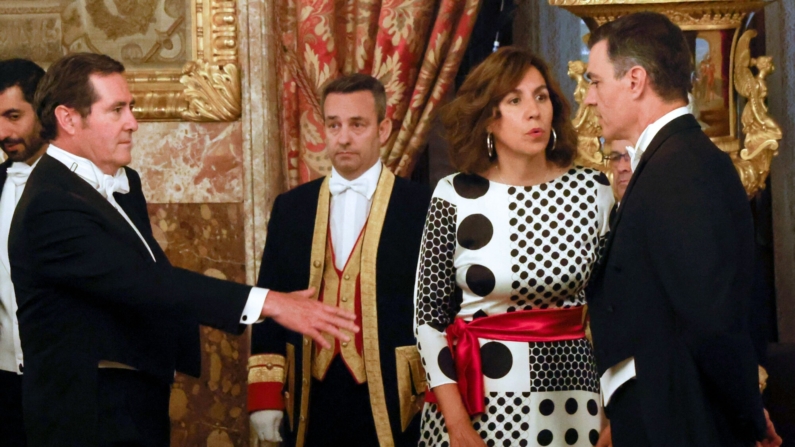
[588,115,767,446]
[251,175,431,447]
[9,154,252,447]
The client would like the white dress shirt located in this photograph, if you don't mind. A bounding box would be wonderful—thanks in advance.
[600,106,692,406]
[0,159,39,374]
[627,106,690,172]
[328,162,381,270]
[46,145,268,326]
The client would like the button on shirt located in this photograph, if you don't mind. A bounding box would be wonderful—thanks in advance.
[45,145,268,325]
[600,106,692,407]
[0,160,39,374]
[328,162,381,270]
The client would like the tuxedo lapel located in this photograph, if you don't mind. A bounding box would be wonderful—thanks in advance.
[35,155,156,262]
[593,114,701,280]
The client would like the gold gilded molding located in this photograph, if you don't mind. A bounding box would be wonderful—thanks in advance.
[0,0,240,122]
[552,0,780,197]
[130,0,241,121]
[733,30,782,196]
[568,61,606,172]
[179,61,241,121]
[551,1,766,30]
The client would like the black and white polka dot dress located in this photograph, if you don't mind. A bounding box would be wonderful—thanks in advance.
[414,167,614,447]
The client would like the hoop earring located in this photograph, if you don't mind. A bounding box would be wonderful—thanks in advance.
[550,129,558,151]
[487,132,495,158]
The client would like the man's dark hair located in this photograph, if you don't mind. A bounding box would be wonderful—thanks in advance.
[588,12,693,102]
[34,53,125,141]
[0,59,45,105]
[321,73,387,122]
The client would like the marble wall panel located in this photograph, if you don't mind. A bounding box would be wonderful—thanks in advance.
[146,203,250,447]
[132,122,245,204]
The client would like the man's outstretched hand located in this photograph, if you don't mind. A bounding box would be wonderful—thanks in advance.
[756,409,783,447]
[261,288,358,349]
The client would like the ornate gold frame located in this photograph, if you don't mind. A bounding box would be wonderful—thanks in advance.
[555,0,782,196]
[129,0,241,121]
[0,0,240,122]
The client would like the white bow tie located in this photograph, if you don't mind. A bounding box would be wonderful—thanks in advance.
[97,170,130,200]
[6,163,33,187]
[329,176,370,197]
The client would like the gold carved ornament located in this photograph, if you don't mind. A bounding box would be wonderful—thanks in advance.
[732,30,783,197]
[549,0,767,31]
[128,0,242,122]
[568,60,606,172]
[180,61,241,121]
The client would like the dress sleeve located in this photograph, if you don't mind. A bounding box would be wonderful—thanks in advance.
[414,177,460,389]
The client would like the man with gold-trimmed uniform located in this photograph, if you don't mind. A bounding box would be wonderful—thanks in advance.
[248,74,430,447]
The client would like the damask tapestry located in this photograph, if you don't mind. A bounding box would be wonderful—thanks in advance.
[276,0,482,186]
[0,0,189,69]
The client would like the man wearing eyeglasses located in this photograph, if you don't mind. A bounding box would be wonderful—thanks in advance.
[605,140,633,203]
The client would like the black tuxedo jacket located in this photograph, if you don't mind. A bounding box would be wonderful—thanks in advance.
[9,154,252,447]
[251,175,431,447]
[588,115,767,446]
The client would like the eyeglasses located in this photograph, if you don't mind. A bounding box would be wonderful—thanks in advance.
[605,152,630,163]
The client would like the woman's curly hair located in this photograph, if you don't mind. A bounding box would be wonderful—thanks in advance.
[441,46,578,174]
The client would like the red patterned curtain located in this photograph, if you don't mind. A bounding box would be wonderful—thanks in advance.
[277,0,481,187]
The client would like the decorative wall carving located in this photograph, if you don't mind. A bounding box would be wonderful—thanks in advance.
[0,0,241,122]
[568,60,605,171]
[733,29,783,196]
[550,0,783,197]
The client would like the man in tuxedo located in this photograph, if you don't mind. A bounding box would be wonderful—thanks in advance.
[0,58,47,447]
[584,12,780,447]
[9,52,358,447]
[604,139,633,228]
[247,74,430,446]
[605,139,632,203]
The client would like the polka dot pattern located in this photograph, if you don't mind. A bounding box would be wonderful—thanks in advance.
[415,168,612,446]
[420,393,535,447]
[415,197,459,328]
[529,339,599,393]
[457,213,493,250]
[480,342,513,379]
[506,168,604,312]
[453,173,490,199]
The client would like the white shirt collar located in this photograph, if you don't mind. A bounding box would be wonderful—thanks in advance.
[630,106,691,172]
[330,161,382,200]
[46,144,127,193]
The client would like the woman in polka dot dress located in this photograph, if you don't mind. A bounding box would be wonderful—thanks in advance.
[414,47,613,447]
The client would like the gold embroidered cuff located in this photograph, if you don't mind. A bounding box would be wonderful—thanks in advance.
[248,354,287,384]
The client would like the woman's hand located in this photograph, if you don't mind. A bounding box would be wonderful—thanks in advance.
[595,423,612,447]
[432,384,487,447]
[448,421,487,447]
[756,409,782,447]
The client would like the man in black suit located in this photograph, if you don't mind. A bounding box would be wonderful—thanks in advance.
[8,52,358,447]
[247,74,430,446]
[0,58,47,447]
[584,12,780,447]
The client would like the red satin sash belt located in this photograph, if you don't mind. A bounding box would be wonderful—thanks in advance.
[425,306,587,416]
